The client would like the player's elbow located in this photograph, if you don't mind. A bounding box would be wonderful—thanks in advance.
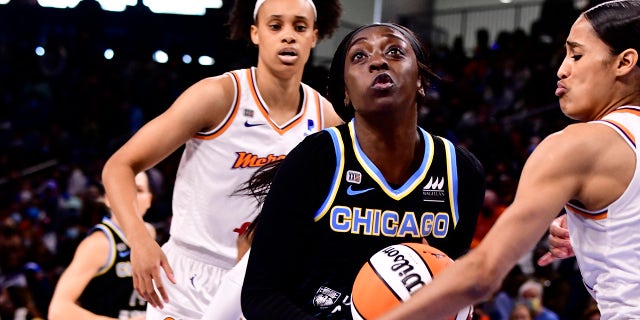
[47,301,65,320]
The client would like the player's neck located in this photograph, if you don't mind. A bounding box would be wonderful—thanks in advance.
[254,66,304,122]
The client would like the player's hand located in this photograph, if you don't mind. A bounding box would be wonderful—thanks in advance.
[537,214,574,266]
[130,237,175,309]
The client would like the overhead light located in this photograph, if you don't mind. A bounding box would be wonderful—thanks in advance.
[143,0,222,15]
[104,48,115,60]
[96,0,136,12]
[153,50,169,64]
[36,0,81,8]
[35,46,46,56]
[198,56,215,66]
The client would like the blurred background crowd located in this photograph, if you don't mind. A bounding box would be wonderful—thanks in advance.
[0,0,608,319]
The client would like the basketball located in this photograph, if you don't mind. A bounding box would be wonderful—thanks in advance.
[351,242,472,320]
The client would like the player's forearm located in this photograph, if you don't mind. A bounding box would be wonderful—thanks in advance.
[49,301,117,320]
[101,163,149,243]
[378,248,501,319]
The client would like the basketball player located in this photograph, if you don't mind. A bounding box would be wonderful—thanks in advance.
[48,172,154,320]
[379,1,640,319]
[100,0,343,318]
[241,23,485,319]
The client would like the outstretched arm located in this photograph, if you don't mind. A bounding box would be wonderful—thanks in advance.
[378,126,593,319]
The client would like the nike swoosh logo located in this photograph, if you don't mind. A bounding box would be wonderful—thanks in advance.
[244,120,265,127]
[346,185,374,196]
[118,250,130,258]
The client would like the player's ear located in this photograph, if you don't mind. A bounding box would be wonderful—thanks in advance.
[250,24,259,46]
[311,28,318,48]
[616,48,638,76]
[417,77,425,98]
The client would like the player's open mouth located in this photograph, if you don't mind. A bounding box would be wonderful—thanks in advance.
[279,49,298,64]
[371,73,394,90]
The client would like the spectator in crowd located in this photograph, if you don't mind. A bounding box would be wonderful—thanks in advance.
[517,279,559,320]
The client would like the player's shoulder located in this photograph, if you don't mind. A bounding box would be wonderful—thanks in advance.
[73,228,111,264]
[541,122,612,155]
[174,73,238,124]
[192,72,236,95]
[428,133,484,184]
[296,127,336,150]
[431,134,482,169]
[319,96,343,127]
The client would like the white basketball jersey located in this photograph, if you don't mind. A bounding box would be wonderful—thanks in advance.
[170,67,327,268]
[566,106,640,318]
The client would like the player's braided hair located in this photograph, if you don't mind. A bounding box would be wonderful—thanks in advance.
[226,0,342,42]
[233,159,282,208]
[232,159,283,239]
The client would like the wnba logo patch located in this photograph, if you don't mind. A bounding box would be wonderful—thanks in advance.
[346,170,362,184]
[313,286,341,308]
[422,176,445,202]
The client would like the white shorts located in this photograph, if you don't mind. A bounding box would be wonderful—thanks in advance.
[145,239,228,320]
[201,249,250,320]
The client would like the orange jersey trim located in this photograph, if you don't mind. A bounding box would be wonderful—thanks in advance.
[565,203,608,220]
[602,118,636,147]
[247,68,309,135]
[615,107,640,118]
[314,90,324,129]
[194,71,241,140]
[608,107,640,147]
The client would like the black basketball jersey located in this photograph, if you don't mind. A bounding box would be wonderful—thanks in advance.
[78,217,146,318]
[314,122,472,259]
[243,121,485,320]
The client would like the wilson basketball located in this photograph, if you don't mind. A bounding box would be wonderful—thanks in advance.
[351,242,472,320]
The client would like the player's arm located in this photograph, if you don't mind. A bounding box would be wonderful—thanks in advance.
[319,96,344,128]
[101,75,236,308]
[144,222,157,241]
[379,126,590,319]
[48,232,116,320]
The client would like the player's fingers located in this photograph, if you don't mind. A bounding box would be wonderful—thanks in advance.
[549,222,570,238]
[132,273,144,303]
[538,245,574,266]
[147,273,164,309]
[547,233,572,249]
[151,257,174,304]
[548,246,574,261]
[536,252,556,266]
[161,256,176,285]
